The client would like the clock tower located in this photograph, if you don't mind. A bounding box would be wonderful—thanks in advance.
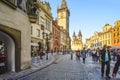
[57,0,71,51]
[57,0,70,35]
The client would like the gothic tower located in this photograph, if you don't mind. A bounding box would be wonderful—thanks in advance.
[71,30,83,50]
[57,0,70,50]
[57,0,70,35]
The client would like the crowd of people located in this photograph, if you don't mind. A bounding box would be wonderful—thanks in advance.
[73,45,120,79]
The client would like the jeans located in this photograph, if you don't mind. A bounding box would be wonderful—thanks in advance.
[101,61,110,76]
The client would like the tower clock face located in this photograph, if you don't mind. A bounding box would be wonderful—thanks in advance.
[61,12,63,16]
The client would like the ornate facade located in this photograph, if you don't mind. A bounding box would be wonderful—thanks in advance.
[91,32,102,49]
[31,0,53,56]
[52,20,60,51]
[111,20,120,46]
[71,31,83,50]
[100,24,112,47]
[57,0,71,51]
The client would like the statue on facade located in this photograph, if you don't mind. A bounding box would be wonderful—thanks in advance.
[26,0,38,23]
[26,0,38,15]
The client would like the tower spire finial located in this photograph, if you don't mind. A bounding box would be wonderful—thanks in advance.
[78,30,82,36]
[60,0,67,9]
[73,31,76,37]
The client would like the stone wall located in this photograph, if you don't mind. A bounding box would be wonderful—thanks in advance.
[0,1,31,70]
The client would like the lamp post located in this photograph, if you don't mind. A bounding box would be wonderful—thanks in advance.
[41,25,52,60]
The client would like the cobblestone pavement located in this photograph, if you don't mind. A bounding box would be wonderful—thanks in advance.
[18,53,120,80]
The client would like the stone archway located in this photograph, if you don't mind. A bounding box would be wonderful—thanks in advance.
[0,31,15,72]
[0,24,21,72]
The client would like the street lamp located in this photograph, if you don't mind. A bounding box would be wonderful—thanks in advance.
[41,25,52,60]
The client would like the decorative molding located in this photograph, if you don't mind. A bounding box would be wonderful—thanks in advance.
[2,0,17,9]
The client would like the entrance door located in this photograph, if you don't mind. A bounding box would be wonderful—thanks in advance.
[0,31,15,74]
[0,41,7,74]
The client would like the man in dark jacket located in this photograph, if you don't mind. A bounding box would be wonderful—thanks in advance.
[112,48,120,78]
[81,47,87,63]
[100,45,111,78]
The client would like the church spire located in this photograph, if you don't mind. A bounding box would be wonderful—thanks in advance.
[60,0,67,9]
[78,30,82,36]
[72,31,76,37]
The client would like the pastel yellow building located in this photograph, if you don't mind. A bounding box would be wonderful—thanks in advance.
[111,20,120,46]
[100,24,112,47]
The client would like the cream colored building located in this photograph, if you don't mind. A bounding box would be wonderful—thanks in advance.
[86,38,92,49]
[91,32,102,49]
[71,31,83,50]
[100,24,112,47]
[31,0,53,55]
[0,0,36,73]
[57,0,70,51]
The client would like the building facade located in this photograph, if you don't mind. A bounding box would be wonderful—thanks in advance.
[57,0,71,51]
[86,38,92,49]
[111,20,120,46]
[100,24,112,47]
[31,0,53,56]
[91,32,102,49]
[52,20,60,51]
[71,31,83,50]
[0,0,37,73]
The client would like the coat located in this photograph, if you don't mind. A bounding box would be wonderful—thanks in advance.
[113,56,120,74]
[81,49,87,58]
[100,49,111,62]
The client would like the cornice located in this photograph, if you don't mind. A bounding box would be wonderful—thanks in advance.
[37,1,53,19]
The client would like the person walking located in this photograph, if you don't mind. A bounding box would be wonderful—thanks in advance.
[100,45,111,78]
[92,49,96,62]
[112,48,120,78]
[96,48,100,63]
[81,47,87,64]
[76,50,80,61]
[70,50,73,60]
[39,48,43,59]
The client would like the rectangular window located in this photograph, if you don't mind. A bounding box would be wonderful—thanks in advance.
[117,39,119,43]
[37,29,40,37]
[114,40,116,44]
[46,19,50,30]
